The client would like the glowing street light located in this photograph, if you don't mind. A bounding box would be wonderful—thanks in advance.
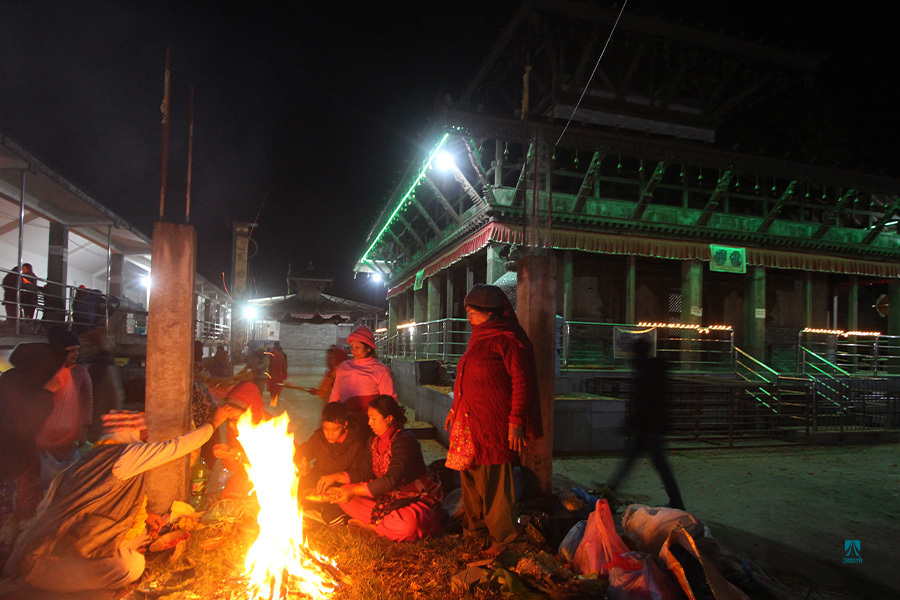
[434,151,455,171]
[371,272,383,283]
[243,305,259,320]
[141,275,152,288]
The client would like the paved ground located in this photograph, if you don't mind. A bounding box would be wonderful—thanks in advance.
[274,377,899,599]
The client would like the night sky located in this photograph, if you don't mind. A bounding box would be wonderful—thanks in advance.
[1,1,896,305]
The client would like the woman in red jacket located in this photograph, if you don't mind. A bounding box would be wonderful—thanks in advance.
[445,284,542,557]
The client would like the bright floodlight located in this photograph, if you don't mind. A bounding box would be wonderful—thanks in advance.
[243,305,259,319]
[140,275,152,288]
[434,151,455,171]
[371,272,383,283]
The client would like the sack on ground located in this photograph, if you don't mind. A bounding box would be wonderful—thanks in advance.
[608,551,682,600]
[622,504,707,557]
[573,499,641,576]
[661,526,750,600]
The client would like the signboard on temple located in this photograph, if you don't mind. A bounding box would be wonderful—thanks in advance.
[709,245,746,274]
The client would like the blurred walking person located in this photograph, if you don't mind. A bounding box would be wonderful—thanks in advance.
[605,337,685,510]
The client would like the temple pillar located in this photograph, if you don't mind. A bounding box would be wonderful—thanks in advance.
[743,266,766,360]
[486,242,506,285]
[517,250,556,498]
[625,256,636,324]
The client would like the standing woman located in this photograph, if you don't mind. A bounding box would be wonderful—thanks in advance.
[329,326,395,417]
[445,284,542,557]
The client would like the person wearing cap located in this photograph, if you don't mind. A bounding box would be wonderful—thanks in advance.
[210,382,269,498]
[3,405,240,593]
[329,326,395,416]
[444,284,542,557]
[34,326,94,485]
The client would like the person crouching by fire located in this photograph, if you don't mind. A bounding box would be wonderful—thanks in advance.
[3,406,239,594]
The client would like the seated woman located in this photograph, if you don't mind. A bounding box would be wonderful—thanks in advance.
[316,395,441,542]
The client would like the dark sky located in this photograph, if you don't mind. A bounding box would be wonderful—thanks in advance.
[1,1,896,304]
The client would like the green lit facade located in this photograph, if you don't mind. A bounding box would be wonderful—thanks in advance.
[355,2,900,375]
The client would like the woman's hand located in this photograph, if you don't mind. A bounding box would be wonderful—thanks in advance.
[444,409,455,431]
[329,485,355,504]
[316,473,341,494]
[508,424,526,453]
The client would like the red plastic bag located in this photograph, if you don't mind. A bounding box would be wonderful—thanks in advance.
[608,552,682,600]
[573,499,642,576]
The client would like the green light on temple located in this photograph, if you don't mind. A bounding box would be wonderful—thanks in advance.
[358,132,451,269]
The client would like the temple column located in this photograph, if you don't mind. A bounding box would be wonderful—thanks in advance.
[413,286,426,358]
[427,275,441,358]
[625,256,636,324]
[680,260,703,367]
[743,266,766,360]
[517,250,556,498]
[486,242,506,285]
[560,251,573,368]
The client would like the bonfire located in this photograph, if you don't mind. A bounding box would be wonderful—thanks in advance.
[236,410,343,599]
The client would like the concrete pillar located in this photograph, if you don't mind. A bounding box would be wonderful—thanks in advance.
[108,253,127,338]
[145,222,197,513]
[680,260,703,368]
[680,260,703,324]
[560,252,573,368]
[517,250,556,498]
[625,256,636,324]
[743,266,766,359]
[427,276,441,358]
[387,295,399,356]
[486,242,506,285]
[446,270,456,319]
[44,222,68,325]
[413,286,427,357]
[466,261,475,292]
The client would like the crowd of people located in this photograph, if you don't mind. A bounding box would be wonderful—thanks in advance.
[1,284,666,596]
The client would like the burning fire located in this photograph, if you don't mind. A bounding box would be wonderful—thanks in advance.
[236,410,338,599]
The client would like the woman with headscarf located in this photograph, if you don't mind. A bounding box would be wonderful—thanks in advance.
[329,326,394,417]
[444,284,542,557]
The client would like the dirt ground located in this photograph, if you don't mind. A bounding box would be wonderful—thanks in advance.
[274,378,900,598]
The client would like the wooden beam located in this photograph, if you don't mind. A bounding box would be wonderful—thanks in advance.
[756,180,798,233]
[463,138,497,204]
[695,170,734,226]
[512,143,535,207]
[631,161,668,220]
[812,188,856,239]
[572,150,606,213]
[453,165,488,208]
[396,214,426,249]
[410,195,441,235]
[423,175,461,224]
[861,196,900,245]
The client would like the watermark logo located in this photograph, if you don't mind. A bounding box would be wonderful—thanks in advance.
[843,540,862,564]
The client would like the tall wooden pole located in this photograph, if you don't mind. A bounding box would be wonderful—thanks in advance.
[159,47,171,220]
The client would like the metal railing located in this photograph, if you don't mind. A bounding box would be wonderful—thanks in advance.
[378,318,470,362]
[798,346,900,431]
[799,331,900,376]
[562,321,734,371]
[1,268,231,346]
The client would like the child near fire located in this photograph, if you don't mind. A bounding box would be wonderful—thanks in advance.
[294,403,366,525]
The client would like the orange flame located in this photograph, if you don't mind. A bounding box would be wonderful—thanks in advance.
[237,410,336,598]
